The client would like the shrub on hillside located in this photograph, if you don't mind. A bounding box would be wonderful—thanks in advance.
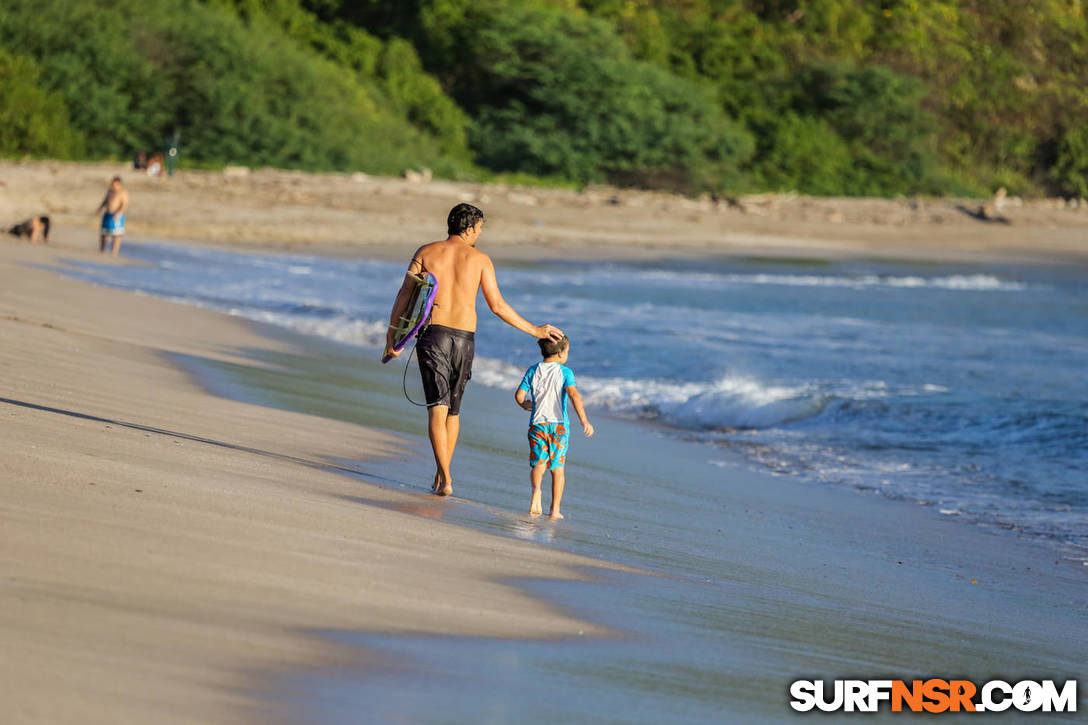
[422,3,754,191]
[1053,126,1088,199]
[0,0,467,174]
[0,49,82,158]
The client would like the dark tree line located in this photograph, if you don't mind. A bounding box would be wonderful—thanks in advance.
[3,0,1086,197]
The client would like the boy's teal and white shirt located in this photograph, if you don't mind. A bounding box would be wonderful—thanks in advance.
[518,362,576,426]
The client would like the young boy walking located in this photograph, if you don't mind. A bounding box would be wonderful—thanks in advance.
[515,336,594,518]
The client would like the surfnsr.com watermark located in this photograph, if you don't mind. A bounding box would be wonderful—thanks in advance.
[790,679,1077,713]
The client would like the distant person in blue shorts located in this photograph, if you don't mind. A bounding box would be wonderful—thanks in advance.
[97,176,129,257]
[515,335,594,519]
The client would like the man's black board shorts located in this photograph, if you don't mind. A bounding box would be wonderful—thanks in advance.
[416,324,475,415]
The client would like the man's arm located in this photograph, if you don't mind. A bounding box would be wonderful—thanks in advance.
[383,251,424,359]
[566,385,594,437]
[480,256,563,340]
[118,191,129,213]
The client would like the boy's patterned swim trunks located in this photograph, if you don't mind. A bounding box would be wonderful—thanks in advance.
[528,422,568,470]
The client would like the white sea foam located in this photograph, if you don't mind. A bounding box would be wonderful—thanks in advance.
[657,382,830,430]
[631,269,1029,292]
[229,309,388,348]
[474,357,825,430]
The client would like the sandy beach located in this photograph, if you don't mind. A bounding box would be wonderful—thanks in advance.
[3,160,1088,264]
[0,240,623,723]
[2,161,1086,723]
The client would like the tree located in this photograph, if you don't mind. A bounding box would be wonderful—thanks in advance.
[0,49,81,158]
[788,64,937,195]
[1053,126,1088,199]
[428,2,754,190]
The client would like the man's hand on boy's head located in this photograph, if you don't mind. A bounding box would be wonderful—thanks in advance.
[535,323,564,341]
[583,422,595,437]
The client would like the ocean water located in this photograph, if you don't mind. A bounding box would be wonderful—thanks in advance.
[52,242,1088,722]
[57,242,1088,562]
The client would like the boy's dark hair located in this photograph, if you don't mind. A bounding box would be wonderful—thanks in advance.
[539,335,569,358]
[448,203,485,236]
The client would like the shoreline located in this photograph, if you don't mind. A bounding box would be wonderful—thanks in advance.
[172,284,1088,568]
[49,236,1087,571]
[0,240,627,724]
[2,194,1085,719]
[3,160,1087,265]
[192,315,1086,722]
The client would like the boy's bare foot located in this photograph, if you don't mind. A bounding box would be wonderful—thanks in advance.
[529,491,543,516]
[549,511,564,520]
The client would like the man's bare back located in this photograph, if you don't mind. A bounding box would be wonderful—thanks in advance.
[409,238,489,333]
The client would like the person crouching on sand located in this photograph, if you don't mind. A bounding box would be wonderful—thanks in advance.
[515,335,594,519]
[8,216,50,244]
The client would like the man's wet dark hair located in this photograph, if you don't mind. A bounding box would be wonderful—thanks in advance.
[447,203,485,236]
[538,335,569,358]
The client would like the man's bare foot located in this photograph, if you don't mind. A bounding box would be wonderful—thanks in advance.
[549,511,564,520]
[430,471,451,496]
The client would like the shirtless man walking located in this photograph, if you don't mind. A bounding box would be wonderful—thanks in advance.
[97,176,129,257]
[384,203,563,496]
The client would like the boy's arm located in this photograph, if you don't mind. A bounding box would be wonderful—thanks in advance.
[514,388,533,411]
[566,385,594,437]
[480,256,563,340]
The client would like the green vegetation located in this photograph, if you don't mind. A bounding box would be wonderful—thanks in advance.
[2,0,1086,198]
[0,0,469,175]
[418,2,754,191]
[1054,126,1088,199]
[0,49,82,159]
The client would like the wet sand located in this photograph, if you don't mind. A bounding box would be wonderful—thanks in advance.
[0,240,621,724]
